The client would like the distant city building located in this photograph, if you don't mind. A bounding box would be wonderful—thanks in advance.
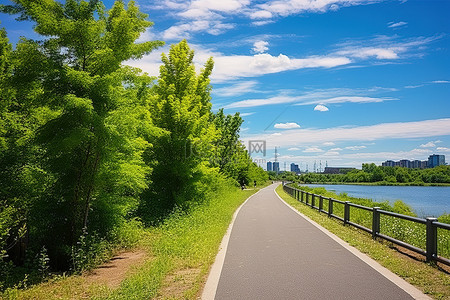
[382,160,395,167]
[428,154,445,168]
[267,161,273,172]
[399,159,411,168]
[323,167,356,174]
[273,162,280,173]
[290,163,300,174]
[381,155,445,169]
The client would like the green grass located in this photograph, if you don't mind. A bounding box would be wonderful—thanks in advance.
[1,184,260,299]
[291,184,450,259]
[276,185,450,299]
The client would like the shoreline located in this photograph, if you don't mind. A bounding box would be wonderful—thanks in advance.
[298,181,450,187]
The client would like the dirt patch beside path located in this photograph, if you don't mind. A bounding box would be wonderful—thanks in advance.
[84,250,147,289]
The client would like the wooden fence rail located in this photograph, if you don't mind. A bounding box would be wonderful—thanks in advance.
[282,183,450,266]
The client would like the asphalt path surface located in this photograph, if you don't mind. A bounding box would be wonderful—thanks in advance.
[214,183,419,300]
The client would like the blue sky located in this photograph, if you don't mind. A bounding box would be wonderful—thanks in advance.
[1,0,449,170]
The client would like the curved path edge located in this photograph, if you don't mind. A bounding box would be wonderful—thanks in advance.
[201,188,263,300]
[274,186,431,300]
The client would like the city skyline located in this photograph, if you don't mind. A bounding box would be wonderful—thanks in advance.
[1,0,449,168]
[266,153,446,172]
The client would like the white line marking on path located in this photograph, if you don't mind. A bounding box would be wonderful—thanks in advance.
[201,187,264,300]
[274,185,431,300]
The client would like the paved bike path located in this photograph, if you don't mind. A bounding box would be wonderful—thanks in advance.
[212,183,426,299]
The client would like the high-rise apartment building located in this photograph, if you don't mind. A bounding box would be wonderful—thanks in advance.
[428,154,445,168]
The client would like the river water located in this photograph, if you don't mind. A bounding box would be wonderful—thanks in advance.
[303,184,450,218]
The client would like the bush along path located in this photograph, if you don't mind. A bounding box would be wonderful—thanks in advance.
[1,185,260,299]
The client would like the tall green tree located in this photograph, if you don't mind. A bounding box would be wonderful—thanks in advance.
[212,109,243,172]
[142,40,217,221]
[1,0,163,266]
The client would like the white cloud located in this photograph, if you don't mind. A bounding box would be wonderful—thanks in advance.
[252,20,275,26]
[213,80,259,97]
[330,148,343,151]
[128,34,438,84]
[252,0,384,18]
[314,104,329,111]
[337,47,400,59]
[252,41,269,54]
[128,46,349,84]
[405,84,425,89]
[177,0,250,19]
[271,132,282,136]
[274,122,301,129]
[227,93,395,109]
[324,151,340,156]
[334,35,442,62]
[437,147,450,152]
[250,10,273,19]
[323,142,335,146]
[213,53,351,82]
[388,21,407,28]
[304,147,325,153]
[420,140,442,148]
[240,112,255,117]
[163,21,234,40]
[242,118,450,147]
[288,147,300,151]
[275,147,439,169]
[432,80,450,84]
[420,141,436,148]
[345,145,367,150]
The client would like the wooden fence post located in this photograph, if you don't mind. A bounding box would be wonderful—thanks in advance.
[372,207,380,239]
[426,217,438,262]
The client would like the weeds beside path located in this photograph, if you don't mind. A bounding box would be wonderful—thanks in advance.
[2,185,260,300]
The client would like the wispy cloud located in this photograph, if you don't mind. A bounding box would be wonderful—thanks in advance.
[334,35,442,62]
[388,21,407,29]
[276,148,438,168]
[242,118,450,147]
[226,89,396,109]
[153,0,388,38]
[304,147,325,153]
[432,80,450,84]
[345,145,367,150]
[128,33,439,83]
[274,122,301,129]
[213,80,259,97]
[240,112,255,117]
[162,20,235,40]
[420,140,442,148]
[250,0,385,19]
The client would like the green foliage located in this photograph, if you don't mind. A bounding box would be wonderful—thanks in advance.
[0,0,163,282]
[0,1,267,293]
[293,164,450,185]
[140,40,218,223]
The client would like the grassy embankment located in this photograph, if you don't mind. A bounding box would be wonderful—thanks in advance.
[1,184,261,299]
[289,184,450,259]
[276,185,450,299]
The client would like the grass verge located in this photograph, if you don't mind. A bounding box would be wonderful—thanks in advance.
[1,185,260,299]
[276,185,450,300]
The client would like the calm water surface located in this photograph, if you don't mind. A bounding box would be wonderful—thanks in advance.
[304,184,450,217]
